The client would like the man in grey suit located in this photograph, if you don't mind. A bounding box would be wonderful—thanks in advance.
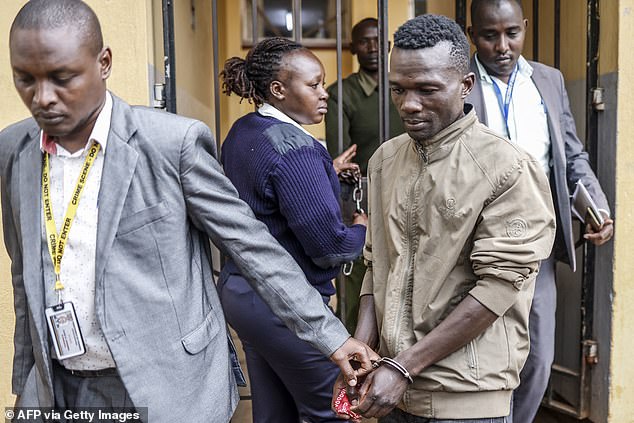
[466,0,614,421]
[1,1,377,422]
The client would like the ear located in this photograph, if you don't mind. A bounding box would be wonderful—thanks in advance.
[461,72,476,99]
[523,18,529,30]
[467,26,475,44]
[269,80,286,101]
[99,46,113,80]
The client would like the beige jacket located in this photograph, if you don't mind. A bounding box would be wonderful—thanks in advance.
[361,109,556,418]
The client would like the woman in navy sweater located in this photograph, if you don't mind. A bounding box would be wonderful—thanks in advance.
[218,37,367,422]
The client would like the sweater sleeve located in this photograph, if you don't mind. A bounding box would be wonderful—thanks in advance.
[271,144,365,269]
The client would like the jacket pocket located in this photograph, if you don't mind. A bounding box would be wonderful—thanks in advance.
[466,340,480,380]
[181,309,220,355]
[116,200,170,236]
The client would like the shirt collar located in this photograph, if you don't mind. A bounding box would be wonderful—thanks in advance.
[474,54,533,84]
[357,69,378,97]
[257,103,314,137]
[40,91,113,157]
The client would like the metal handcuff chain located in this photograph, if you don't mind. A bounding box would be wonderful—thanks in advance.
[342,177,364,276]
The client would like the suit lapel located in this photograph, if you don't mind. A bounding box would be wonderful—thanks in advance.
[17,128,60,396]
[18,130,47,333]
[95,96,139,283]
[469,58,488,124]
[530,65,566,173]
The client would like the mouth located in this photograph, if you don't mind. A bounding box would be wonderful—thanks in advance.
[35,112,65,125]
[495,56,513,65]
[318,105,328,114]
[403,119,428,131]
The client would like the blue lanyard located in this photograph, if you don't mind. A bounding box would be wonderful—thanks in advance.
[491,66,518,139]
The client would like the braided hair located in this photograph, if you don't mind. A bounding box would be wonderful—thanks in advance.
[221,37,304,105]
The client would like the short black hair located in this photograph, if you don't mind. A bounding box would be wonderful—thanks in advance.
[393,14,470,74]
[352,18,378,41]
[221,37,305,106]
[10,0,103,56]
[471,0,524,24]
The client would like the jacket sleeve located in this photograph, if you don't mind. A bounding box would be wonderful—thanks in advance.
[178,121,350,356]
[360,171,374,296]
[0,139,34,395]
[270,146,365,268]
[469,157,556,316]
[325,85,352,158]
[556,70,610,214]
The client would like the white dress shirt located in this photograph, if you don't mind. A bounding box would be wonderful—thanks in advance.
[41,92,116,370]
[475,54,551,177]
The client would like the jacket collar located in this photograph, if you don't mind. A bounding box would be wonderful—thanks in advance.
[411,105,478,163]
[357,69,378,97]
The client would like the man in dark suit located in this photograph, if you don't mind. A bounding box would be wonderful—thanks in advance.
[0,1,376,421]
[466,1,614,421]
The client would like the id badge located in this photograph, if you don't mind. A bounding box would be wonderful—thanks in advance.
[45,302,86,360]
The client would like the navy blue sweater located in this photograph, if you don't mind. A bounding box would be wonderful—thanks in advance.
[221,112,365,296]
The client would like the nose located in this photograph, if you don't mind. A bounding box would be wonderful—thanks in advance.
[399,91,422,114]
[319,85,329,101]
[33,80,57,109]
[495,35,509,54]
[367,38,378,52]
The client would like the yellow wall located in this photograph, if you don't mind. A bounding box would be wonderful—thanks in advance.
[0,0,153,407]
[173,0,215,128]
[611,3,634,421]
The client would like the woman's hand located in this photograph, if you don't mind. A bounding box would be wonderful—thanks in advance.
[333,144,361,181]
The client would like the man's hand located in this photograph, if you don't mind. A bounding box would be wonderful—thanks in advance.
[584,212,614,246]
[351,365,408,418]
[330,337,380,388]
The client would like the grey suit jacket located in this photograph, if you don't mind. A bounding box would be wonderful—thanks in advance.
[466,58,609,271]
[0,94,350,422]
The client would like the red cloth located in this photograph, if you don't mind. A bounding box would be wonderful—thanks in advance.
[42,133,57,155]
[334,387,361,421]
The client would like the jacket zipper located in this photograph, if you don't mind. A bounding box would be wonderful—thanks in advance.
[387,144,428,352]
[467,339,479,379]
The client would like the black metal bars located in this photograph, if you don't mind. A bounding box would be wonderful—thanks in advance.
[161,0,177,113]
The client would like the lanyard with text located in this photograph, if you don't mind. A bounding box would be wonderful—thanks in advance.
[491,65,518,140]
[42,140,101,304]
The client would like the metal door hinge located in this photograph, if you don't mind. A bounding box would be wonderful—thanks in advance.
[583,339,599,365]
[592,87,605,111]
[153,83,166,109]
